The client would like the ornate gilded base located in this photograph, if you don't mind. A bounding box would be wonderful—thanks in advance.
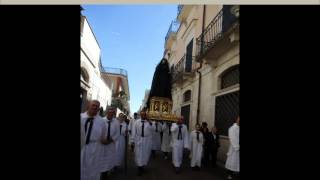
[146,97,178,122]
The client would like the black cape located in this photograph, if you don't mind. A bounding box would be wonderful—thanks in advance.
[146,58,172,108]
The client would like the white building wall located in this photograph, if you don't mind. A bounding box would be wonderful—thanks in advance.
[81,16,112,111]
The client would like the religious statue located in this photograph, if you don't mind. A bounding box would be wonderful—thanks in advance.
[146,58,178,122]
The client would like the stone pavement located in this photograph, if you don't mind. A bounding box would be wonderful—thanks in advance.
[108,150,239,180]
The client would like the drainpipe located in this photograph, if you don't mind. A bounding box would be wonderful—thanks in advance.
[196,5,206,125]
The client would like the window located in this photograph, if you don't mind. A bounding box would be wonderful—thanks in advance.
[81,67,89,83]
[183,90,191,103]
[214,91,239,136]
[220,65,239,89]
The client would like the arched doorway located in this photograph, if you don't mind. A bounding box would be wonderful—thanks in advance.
[81,67,90,112]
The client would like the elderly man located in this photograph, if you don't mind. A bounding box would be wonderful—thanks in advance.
[81,100,105,180]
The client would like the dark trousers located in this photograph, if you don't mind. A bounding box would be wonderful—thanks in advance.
[210,149,218,166]
[203,147,218,166]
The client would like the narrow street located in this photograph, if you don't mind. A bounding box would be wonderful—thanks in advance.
[109,150,239,180]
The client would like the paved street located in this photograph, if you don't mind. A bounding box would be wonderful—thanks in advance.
[108,150,239,180]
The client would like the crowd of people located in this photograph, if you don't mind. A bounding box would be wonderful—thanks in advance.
[81,100,240,180]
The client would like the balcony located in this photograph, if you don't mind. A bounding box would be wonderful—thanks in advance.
[177,5,193,23]
[172,54,200,84]
[164,20,180,50]
[101,67,128,78]
[196,5,239,62]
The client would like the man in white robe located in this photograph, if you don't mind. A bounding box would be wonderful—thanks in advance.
[161,122,172,160]
[171,116,190,174]
[100,108,120,180]
[81,100,105,180]
[225,116,240,179]
[132,111,154,176]
[151,121,161,158]
[128,112,138,152]
[190,124,203,170]
[115,113,128,168]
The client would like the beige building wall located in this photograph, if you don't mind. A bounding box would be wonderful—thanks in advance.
[165,5,239,163]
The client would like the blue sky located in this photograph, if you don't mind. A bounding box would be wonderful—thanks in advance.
[82,5,178,115]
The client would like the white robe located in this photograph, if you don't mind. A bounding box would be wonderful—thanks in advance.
[190,130,203,167]
[161,123,172,152]
[132,119,154,166]
[225,123,240,172]
[100,118,120,172]
[151,121,161,151]
[128,118,138,144]
[115,121,127,166]
[171,123,190,167]
[81,112,105,180]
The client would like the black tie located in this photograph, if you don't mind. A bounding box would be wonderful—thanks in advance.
[168,124,172,136]
[141,121,145,137]
[196,131,199,141]
[85,117,94,144]
[177,125,182,140]
[107,120,111,141]
[156,122,158,132]
[120,124,122,134]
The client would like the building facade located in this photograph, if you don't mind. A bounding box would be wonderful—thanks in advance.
[139,89,150,112]
[80,15,112,113]
[101,67,130,116]
[164,5,239,162]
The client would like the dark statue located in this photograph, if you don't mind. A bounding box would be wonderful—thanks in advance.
[146,58,172,108]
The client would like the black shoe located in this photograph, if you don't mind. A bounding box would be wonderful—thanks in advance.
[101,171,108,180]
[113,166,118,172]
[175,167,180,174]
[196,166,200,171]
[137,167,143,176]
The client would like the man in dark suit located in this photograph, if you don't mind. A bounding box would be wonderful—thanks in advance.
[208,126,220,167]
[201,122,210,166]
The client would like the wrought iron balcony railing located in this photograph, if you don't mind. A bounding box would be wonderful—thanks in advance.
[172,54,199,83]
[177,5,183,17]
[165,20,180,44]
[196,6,239,60]
[102,67,128,77]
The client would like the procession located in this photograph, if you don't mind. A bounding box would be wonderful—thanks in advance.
[80,4,239,180]
[81,101,239,180]
[81,57,239,180]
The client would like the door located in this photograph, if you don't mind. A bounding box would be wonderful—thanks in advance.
[214,90,239,136]
[185,39,193,72]
[181,104,190,129]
